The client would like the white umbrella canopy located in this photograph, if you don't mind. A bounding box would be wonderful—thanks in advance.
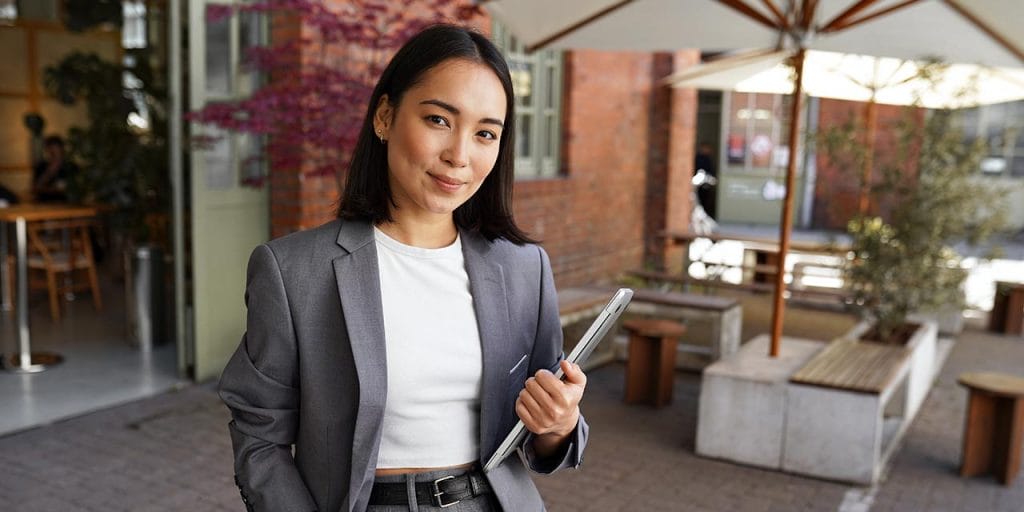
[665,49,1024,109]
[484,0,1024,67]
[483,0,1024,357]
[664,48,1024,220]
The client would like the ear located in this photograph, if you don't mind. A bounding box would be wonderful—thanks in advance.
[373,94,394,140]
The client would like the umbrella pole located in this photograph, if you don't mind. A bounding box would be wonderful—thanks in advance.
[768,47,807,357]
[859,100,878,216]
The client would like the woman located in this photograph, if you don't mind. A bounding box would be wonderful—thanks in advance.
[219,25,589,512]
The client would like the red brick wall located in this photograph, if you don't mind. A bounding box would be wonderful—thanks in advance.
[665,51,700,273]
[513,50,697,288]
[812,98,923,230]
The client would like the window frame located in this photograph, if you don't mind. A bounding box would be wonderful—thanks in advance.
[492,21,564,180]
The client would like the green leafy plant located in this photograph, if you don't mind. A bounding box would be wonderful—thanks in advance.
[837,107,1007,342]
[43,50,169,245]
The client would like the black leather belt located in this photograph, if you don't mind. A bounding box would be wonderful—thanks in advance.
[369,469,493,508]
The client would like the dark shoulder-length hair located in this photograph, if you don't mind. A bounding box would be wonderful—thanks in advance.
[337,24,535,245]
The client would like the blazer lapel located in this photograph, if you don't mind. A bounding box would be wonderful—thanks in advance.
[332,220,386,512]
[461,230,515,461]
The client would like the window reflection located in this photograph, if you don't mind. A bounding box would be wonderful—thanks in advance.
[205,5,231,96]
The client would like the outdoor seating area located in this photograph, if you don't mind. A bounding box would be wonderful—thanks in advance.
[2,1,1024,511]
[2,287,1020,511]
[631,229,854,307]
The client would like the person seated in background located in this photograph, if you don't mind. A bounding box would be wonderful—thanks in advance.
[0,183,17,206]
[32,135,79,202]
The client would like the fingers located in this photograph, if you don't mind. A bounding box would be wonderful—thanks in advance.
[561,361,588,386]
[515,394,539,431]
[516,363,587,436]
[516,389,577,436]
[529,370,570,404]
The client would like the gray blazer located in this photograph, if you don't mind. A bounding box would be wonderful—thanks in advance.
[219,219,588,512]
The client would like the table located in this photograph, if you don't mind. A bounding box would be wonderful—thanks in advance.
[958,372,1024,485]
[0,204,100,373]
[659,229,851,292]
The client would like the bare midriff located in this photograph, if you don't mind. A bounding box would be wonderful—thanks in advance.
[374,462,476,477]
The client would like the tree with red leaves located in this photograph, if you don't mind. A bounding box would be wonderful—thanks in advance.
[188,0,482,187]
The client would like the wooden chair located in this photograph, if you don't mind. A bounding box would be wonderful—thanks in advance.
[20,218,103,321]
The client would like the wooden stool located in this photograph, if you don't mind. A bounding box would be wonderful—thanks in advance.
[958,372,1024,485]
[989,281,1024,336]
[623,318,686,407]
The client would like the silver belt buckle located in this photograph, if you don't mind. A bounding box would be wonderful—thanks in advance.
[431,475,460,508]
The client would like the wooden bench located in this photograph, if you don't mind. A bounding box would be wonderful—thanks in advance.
[783,338,915,484]
[790,339,911,393]
[622,287,742,370]
[557,287,609,327]
[557,287,619,370]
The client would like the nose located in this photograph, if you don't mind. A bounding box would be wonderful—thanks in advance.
[442,134,470,168]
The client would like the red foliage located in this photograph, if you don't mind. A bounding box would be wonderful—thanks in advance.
[187,0,483,185]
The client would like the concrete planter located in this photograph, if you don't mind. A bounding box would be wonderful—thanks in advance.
[781,320,938,484]
[697,320,941,485]
[843,319,939,419]
[696,335,823,470]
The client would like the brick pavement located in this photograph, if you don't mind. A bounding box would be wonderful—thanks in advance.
[1,325,1021,512]
[866,328,1024,512]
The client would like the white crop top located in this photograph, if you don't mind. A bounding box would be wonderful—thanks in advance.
[373,227,483,469]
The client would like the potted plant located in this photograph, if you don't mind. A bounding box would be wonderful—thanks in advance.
[841,104,1007,345]
[43,50,170,347]
[43,50,169,251]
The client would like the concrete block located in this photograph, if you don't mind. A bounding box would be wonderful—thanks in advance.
[783,384,883,484]
[903,320,938,419]
[696,335,823,469]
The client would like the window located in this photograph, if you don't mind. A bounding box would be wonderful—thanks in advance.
[0,0,16,22]
[122,1,147,49]
[492,21,563,179]
[723,91,794,173]
[200,2,268,189]
[955,100,1024,178]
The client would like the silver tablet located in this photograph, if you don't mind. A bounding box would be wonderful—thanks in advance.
[482,288,633,473]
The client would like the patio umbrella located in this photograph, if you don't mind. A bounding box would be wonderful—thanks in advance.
[483,0,1024,357]
[664,48,1024,215]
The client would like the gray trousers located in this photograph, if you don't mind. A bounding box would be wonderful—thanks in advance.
[367,468,503,512]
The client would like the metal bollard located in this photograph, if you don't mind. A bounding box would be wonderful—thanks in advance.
[126,245,165,350]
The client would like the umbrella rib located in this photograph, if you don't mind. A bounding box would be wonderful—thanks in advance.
[944,0,1024,66]
[759,0,790,30]
[822,0,921,33]
[800,0,819,29]
[819,0,884,32]
[716,0,781,30]
[524,0,635,53]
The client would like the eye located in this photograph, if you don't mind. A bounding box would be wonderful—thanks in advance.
[477,130,498,141]
[425,115,449,128]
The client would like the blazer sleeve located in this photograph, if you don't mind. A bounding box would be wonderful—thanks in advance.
[521,245,590,474]
[218,244,318,512]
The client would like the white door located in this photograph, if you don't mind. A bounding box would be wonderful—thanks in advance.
[187,0,269,381]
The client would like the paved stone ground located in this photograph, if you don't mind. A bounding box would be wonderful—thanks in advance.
[1,325,1021,511]
[866,327,1024,512]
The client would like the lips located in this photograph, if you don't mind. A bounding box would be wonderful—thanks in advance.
[429,173,466,191]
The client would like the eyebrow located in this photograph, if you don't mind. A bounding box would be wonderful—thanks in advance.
[420,99,504,128]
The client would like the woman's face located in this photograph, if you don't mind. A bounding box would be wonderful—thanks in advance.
[374,58,507,222]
